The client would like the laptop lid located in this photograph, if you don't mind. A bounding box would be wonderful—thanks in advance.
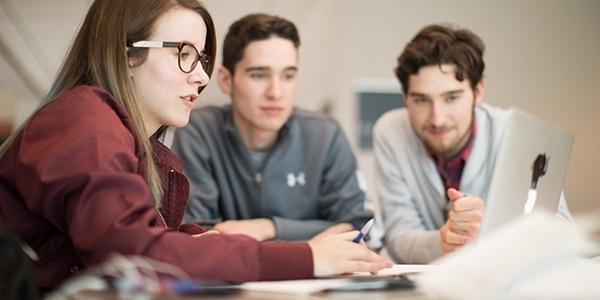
[479,108,574,237]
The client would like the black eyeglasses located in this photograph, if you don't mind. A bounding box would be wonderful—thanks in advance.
[130,41,210,73]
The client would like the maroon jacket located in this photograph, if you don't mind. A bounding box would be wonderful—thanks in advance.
[0,85,313,288]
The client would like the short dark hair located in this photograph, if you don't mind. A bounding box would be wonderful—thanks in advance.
[395,24,485,94]
[222,13,300,74]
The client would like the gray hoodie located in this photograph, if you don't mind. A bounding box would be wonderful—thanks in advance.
[172,105,373,240]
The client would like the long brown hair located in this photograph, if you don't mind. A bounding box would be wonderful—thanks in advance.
[0,0,216,206]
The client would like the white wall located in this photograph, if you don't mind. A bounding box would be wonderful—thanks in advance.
[0,0,90,125]
[1,0,598,213]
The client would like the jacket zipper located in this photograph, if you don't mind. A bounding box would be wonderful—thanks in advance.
[155,168,174,229]
[155,207,168,228]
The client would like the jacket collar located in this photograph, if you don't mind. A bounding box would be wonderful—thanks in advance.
[150,137,184,172]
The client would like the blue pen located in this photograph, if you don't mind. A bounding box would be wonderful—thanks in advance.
[352,218,374,243]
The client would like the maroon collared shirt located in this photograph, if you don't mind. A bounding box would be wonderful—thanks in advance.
[426,120,477,198]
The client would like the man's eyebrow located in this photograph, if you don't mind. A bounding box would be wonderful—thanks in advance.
[244,66,270,73]
[408,92,429,98]
[445,89,464,95]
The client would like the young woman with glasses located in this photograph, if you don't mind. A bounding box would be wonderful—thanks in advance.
[0,0,390,291]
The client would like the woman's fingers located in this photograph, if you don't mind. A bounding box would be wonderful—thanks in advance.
[309,232,391,277]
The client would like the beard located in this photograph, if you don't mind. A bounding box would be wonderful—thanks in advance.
[423,124,472,160]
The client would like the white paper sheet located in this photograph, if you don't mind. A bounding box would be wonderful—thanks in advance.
[353,264,434,277]
[240,279,351,294]
[238,264,432,294]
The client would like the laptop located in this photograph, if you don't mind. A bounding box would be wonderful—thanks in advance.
[479,108,574,237]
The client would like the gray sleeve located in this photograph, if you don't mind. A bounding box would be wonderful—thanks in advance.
[171,122,222,226]
[373,124,440,263]
[272,217,337,241]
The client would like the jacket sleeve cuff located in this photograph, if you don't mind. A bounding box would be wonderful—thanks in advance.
[258,241,314,280]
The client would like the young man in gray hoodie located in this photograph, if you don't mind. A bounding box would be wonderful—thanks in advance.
[173,13,372,241]
[374,24,571,264]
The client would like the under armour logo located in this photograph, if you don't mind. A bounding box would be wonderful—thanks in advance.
[286,172,306,187]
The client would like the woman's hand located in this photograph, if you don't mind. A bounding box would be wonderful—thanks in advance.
[308,231,392,277]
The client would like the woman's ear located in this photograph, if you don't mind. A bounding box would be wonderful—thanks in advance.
[127,62,134,78]
[126,48,137,77]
